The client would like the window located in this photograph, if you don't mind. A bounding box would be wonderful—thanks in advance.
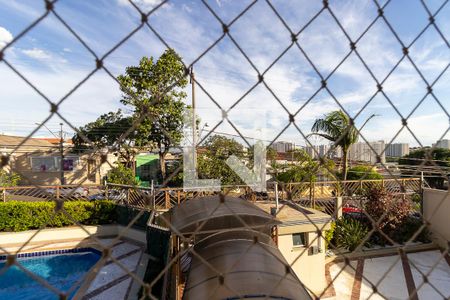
[31,157,58,172]
[292,233,307,247]
[31,156,79,172]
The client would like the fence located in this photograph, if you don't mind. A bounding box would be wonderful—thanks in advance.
[1,0,450,299]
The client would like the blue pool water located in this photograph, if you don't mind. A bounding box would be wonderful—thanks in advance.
[0,251,100,299]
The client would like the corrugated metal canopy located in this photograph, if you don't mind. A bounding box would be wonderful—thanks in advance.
[183,231,311,300]
[168,195,280,235]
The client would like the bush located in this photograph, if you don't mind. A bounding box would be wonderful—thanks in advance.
[391,215,430,244]
[364,186,412,233]
[0,170,21,187]
[334,217,369,251]
[107,164,140,186]
[346,165,383,180]
[325,221,335,249]
[0,200,116,232]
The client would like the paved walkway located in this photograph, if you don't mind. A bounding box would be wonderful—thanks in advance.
[325,250,450,300]
[81,238,146,300]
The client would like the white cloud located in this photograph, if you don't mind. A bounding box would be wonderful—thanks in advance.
[63,47,72,53]
[22,48,52,60]
[0,26,13,49]
[117,0,169,11]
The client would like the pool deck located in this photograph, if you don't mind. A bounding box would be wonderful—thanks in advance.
[80,238,147,300]
[323,250,450,300]
[1,235,147,300]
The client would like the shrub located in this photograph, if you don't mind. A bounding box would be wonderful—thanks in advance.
[346,165,383,180]
[391,215,430,244]
[334,217,369,251]
[107,164,140,186]
[364,186,412,233]
[0,200,116,232]
[325,221,335,249]
[0,170,21,187]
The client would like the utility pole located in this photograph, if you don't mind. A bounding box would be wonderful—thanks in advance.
[59,123,65,185]
[190,66,197,170]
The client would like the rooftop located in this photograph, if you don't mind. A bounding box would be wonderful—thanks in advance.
[254,200,332,227]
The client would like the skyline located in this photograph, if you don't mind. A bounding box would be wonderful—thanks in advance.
[1,0,450,147]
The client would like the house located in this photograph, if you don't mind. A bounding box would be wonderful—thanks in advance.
[0,134,116,185]
[254,201,333,295]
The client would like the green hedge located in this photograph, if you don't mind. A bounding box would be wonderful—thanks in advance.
[0,200,116,232]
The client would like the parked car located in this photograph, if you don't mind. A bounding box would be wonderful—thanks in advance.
[88,190,127,201]
[45,187,89,198]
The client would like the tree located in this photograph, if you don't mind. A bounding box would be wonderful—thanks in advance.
[118,49,188,180]
[308,110,376,180]
[73,110,137,167]
[276,149,335,183]
[197,135,245,186]
[0,170,21,187]
[106,164,140,186]
[346,165,383,180]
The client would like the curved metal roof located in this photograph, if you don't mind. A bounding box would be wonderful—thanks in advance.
[183,233,311,300]
[169,195,280,235]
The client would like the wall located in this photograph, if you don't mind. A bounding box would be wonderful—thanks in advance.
[10,151,116,185]
[423,188,450,248]
[277,230,327,295]
[0,225,146,254]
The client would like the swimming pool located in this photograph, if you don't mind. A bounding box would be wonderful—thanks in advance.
[0,249,101,299]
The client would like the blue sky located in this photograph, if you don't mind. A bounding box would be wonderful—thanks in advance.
[0,0,450,147]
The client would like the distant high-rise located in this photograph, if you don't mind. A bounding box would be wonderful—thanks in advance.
[433,139,450,149]
[304,144,330,159]
[347,141,386,164]
[271,141,294,153]
[385,143,409,157]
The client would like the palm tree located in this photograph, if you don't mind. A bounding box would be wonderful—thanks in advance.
[308,110,376,180]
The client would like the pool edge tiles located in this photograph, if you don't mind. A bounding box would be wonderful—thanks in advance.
[0,247,101,262]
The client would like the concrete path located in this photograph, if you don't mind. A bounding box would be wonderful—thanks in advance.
[325,250,450,300]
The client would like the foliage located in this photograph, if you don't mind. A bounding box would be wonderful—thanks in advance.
[399,147,450,188]
[334,217,369,251]
[0,170,21,187]
[309,111,376,180]
[165,161,184,187]
[390,215,430,244]
[197,135,245,186]
[309,110,359,180]
[346,165,383,180]
[0,200,116,232]
[73,110,139,166]
[325,221,336,249]
[364,186,412,233]
[107,164,140,186]
[276,149,335,183]
[118,49,188,180]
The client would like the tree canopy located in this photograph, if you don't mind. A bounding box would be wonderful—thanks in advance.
[73,110,137,166]
[309,110,358,180]
[276,149,335,183]
[118,49,188,180]
[197,135,245,186]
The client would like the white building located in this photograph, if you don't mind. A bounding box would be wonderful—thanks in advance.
[304,144,330,159]
[433,139,450,149]
[347,140,386,164]
[271,141,294,153]
[385,143,409,157]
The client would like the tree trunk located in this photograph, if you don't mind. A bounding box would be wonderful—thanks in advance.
[159,152,166,180]
[342,148,348,181]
